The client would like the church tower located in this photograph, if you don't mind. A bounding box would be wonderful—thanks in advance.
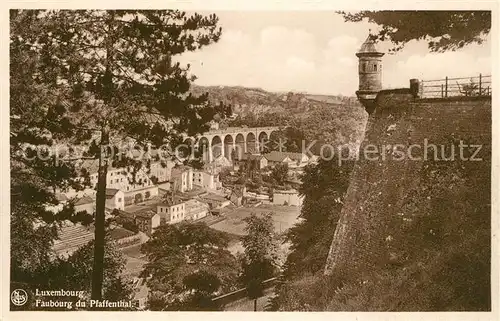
[356,31,384,113]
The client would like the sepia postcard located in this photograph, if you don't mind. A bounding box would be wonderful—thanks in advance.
[1,2,498,321]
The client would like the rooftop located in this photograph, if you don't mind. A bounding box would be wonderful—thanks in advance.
[134,210,158,219]
[53,221,94,257]
[159,195,185,207]
[123,197,161,214]
[199,193,228,203]
[106,188,120,198]
[264,151,307,162]
[240,153,267,161]
[74,195,95,206]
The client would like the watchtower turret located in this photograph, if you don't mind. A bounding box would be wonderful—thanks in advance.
[356,31,385,113]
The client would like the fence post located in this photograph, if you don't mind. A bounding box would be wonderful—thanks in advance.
[410,79,419,98]
[445,76,448,97]
[479,73,482,96]
[441,84,444,98]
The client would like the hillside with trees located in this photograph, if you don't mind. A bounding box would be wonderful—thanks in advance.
[190,84,361,118]
[190,84,368,154]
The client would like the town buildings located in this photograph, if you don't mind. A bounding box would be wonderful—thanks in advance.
[193,170,222,190]
[51,127,307,268]
[184,199,210,221]
[264,151,310,168]
[170,165,194,192]
[106,188,125,211]
[238,153,269,169]
[157,197,186,224]
[135,210,161,236]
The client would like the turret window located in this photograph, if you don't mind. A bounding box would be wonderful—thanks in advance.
[374,64,377,71]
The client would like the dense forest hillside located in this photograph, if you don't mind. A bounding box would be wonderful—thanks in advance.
[190,84,360,116]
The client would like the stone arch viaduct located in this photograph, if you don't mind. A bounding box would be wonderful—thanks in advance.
[183,126,281,163]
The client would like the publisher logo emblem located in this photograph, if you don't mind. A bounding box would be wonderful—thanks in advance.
[11,289,28,306]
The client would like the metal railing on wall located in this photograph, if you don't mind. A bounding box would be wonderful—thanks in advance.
[419,74,491,99]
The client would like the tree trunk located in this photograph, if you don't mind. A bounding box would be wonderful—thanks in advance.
[254,298,257,311]
[91,12,114,301]
[91,129,110,300]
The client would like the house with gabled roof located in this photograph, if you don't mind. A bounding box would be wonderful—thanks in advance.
[157,196,186,225]
[105,188,125,210]
[134,210,160,236]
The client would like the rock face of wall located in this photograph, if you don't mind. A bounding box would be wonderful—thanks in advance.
[324,90,491,275]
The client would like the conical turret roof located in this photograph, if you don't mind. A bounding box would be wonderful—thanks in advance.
[356,31,384,56]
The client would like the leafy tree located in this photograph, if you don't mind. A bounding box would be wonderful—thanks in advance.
[270,127,306,153]
[52,238,132,298]
[72,210,94,226]
[271,163,289,186]
[302,107,366,152]
[10,10,97,297]
[229,112,291,128]
[339,11,491,52]
[283,158,354,277]
[177,271,223,310]
[141,222,239,310]
[240,213,279,311]
[121,220,139,233]
[11,238,133,311]
[14,9,230,299]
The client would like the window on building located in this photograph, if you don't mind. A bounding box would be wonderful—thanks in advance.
[118,198,122,202]
[374,64,377,71]
[362,63,366,72]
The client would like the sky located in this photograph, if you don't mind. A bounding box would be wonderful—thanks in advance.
[177,11,492,96]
